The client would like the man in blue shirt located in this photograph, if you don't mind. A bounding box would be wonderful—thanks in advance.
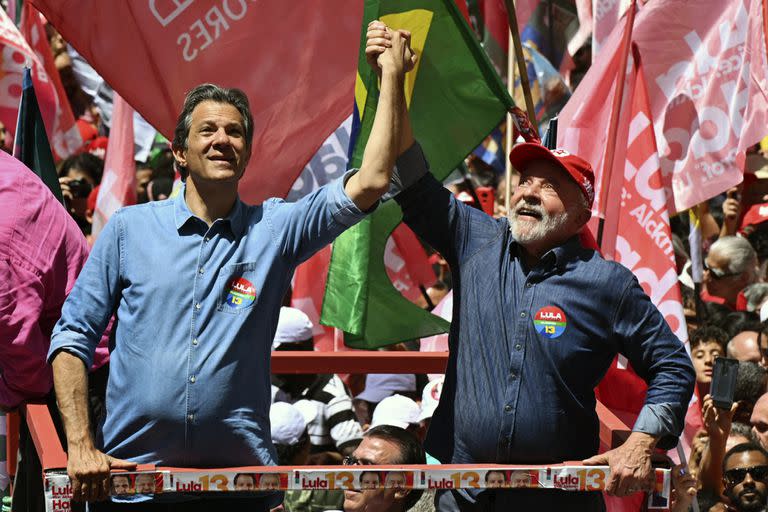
[48,32,417,510]
[367,20,695,512]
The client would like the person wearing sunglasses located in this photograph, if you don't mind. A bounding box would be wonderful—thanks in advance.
[703,237,759,310]
[722,442,768,511]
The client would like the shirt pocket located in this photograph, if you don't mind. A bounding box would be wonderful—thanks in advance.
[216,261,260,315]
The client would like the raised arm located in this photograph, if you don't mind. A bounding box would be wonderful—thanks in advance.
[344,25,415,211]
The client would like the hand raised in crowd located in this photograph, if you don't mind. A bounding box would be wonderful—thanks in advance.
[365,20,417,78]
[67,443,135,502]
[583,432,656,496]
[702,393,737,442]
[720,187,742,237]
[669,464,698,512]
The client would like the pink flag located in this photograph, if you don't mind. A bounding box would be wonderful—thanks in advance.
[561,0,768,214]
[19,4,81,159]
[92,93,136,238]
[32,0,363,204]
[597,49,689,429]
[0,8,77,159]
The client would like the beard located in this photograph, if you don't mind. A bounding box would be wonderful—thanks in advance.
[507,198,572,245]
[728,487,768,511]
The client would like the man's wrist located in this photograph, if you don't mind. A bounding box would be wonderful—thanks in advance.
[380,66,405,81]
[627,431,659,450]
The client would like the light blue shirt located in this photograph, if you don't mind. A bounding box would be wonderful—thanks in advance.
[49,174,371,469]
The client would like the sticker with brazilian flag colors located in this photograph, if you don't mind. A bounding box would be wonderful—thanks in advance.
[225,277,256,310]
[321,0,514,350]
[533,306,567,339]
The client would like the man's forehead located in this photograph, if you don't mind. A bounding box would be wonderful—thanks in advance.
[727,450,768,469]
[190,100,243,124]
[355,436,400,463]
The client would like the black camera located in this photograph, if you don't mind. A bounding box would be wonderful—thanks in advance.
[68,178,93,199]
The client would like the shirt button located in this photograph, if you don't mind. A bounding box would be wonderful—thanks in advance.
[189,375,196,383]
[525,283,532,288]
[520,312,526,318]
[192,338,199,346]
[195,303,201,310]
[504,404,512,413]
[187,413,195,422]
[510,372,517,380]
[204,237,210,243]
[515,343,522,351]
[198,267,204,275]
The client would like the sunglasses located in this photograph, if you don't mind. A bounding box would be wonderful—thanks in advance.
[703,261,741,280]
[725,465,768,485]
[343,455,374,466]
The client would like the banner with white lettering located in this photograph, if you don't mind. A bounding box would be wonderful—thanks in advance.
[562,0,768,214]
[43,466,671,510]
[32,0,364,204]
[0,8,77,160]
[595,48,689,432]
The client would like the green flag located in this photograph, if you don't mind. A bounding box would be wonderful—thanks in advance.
[321,0,513,349]
[14,67,62,202]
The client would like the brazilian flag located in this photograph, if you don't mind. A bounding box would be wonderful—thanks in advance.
[321,0,513,349]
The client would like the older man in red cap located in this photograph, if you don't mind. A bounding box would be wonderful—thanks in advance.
[366,20,695,512]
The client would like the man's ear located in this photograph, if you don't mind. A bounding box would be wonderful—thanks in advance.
[172,144,187,169]
[576,205,591,227]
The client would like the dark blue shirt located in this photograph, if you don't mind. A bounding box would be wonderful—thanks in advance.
[393,143,695,465]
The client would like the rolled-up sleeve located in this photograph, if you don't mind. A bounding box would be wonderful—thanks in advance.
[266,170,375,263]
[49,212,124,369]
[612,277,696,449]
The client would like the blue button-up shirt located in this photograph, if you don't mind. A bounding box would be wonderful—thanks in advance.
[49,174,370,469]
[393,143,695,465]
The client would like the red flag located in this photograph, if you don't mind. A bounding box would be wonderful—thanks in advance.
[292,245,337,352]
[32,0,363,204]
[390,224,437,293]
[561,0,768,215]
[0,8,76,159]
[593,48,689,444]
[92,93,135,238]
[19,4,81,159]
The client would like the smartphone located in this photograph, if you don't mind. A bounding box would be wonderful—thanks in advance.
[711,357,739,410]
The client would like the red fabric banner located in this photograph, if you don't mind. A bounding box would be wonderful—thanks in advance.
[92,93,136,239]
[32,0,364,204]
[0,8,76,159]
[19,4,81,159]
[561,0,768,214]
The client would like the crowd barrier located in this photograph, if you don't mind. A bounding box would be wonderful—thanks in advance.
[5,352,663,511]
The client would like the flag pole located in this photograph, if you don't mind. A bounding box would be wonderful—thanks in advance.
[504,0,536,126]
[505,30,515,211]
[595,0,637,249]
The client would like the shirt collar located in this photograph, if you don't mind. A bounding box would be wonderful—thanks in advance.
[173,182,247,237]
[509,233,584,269]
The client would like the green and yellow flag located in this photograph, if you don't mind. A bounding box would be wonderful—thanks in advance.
[321,0,513,349]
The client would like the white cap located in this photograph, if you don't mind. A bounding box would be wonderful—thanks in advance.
[370,394,421,429]
[272,307,314,349]
[418,377,444,422]
[270,402,307,445]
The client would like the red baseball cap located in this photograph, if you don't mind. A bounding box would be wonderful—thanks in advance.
[509,143,595,207]
[740,202,768,234]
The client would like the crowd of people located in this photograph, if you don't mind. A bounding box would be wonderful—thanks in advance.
[3,10,768,512]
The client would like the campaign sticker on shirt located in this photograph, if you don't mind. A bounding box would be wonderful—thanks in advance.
[224,277,256,309]
[533,306,567,339]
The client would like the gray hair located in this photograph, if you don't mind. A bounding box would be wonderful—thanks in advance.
[172,83,254,178]
[744,283,768,312]
[710,236,757,274]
